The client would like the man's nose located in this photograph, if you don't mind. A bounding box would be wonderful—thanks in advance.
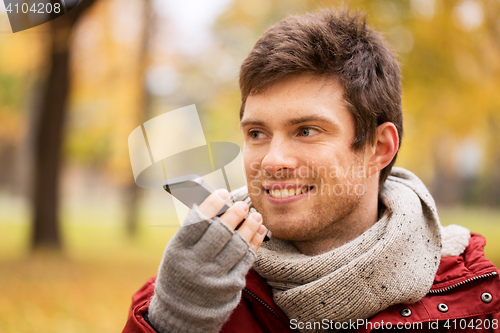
[261,138,299,175]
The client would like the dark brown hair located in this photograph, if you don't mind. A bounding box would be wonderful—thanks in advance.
[239,9,403,188]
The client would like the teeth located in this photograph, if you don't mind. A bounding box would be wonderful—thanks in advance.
[269,187,306,198]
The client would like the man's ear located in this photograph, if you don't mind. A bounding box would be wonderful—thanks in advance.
[367,122,399,177]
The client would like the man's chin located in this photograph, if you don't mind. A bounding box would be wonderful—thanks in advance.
[266,228,317,242]
[262,216,315,241]
[251,196,323,238]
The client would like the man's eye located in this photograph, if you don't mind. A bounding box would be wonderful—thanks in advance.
[249,131,266,139]
[299,127,318,137]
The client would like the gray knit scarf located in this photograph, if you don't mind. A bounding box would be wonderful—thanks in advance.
[233,167,442,332]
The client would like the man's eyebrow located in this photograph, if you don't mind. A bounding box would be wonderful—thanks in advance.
[287,115,337,126]
[240,114,339,128]
[240,119,266,128]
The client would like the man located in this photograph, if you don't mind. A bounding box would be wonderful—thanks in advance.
[123,9,500,333]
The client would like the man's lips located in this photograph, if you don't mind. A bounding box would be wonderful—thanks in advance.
[262,183,314,200]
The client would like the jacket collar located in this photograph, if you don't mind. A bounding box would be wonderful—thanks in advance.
[430,233,499,293]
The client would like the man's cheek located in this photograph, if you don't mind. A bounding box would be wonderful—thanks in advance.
[248,179,262,195]
[243,159,261,195]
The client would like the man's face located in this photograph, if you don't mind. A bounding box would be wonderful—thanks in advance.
[240,75,369,242]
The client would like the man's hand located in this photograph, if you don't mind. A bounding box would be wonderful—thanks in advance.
[198,189,267,252]
[148,189,267,333]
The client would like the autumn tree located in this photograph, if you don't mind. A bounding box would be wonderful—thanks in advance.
[32,0,98,250]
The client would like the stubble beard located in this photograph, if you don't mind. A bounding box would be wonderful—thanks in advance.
[247,170,365,242]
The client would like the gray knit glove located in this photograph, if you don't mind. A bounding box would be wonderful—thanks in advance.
[148,205,257,333]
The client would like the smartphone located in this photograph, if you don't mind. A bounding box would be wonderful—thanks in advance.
[163,174,271,241]
[163,174,230,217]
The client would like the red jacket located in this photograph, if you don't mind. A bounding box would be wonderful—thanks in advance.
[123,234,500,332]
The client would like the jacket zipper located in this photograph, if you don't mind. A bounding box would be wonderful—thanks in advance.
[428,271,498,294]
[243,288,290,327]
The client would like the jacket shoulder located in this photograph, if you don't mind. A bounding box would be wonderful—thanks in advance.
[362,233,500,332]
[122,277,157,333]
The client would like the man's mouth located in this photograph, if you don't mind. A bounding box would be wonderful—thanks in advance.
[264,185,314,198]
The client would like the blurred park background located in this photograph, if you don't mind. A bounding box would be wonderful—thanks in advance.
[0,0,500,332]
